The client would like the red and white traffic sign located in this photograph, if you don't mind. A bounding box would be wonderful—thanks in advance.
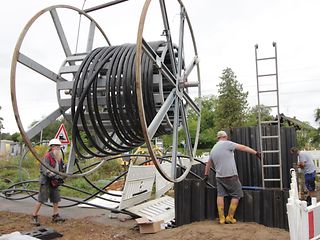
[55,123,70,144]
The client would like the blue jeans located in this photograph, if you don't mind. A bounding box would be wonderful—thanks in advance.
[305,171,316,192]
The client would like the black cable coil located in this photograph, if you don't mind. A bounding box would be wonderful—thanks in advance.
[71,41,177,158]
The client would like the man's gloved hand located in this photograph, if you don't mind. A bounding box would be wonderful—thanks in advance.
[256,151,261,160]
[47,172,56,178]
[53,175,62,180]
[53,175,64,185]
[297,162,304,169]
[203,175,208,182]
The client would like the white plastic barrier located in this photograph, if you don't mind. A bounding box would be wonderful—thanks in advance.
[155,162,174,199]
[287,168,320,240]
[79,163,174,210]
[119,164,156,209]
[79,164,156,210]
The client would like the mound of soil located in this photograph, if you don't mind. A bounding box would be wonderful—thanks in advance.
[0,211,289,240]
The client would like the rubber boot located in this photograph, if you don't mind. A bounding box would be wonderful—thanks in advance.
[306,196,311,206]
[225,203,237,224]
[217,205,225,224]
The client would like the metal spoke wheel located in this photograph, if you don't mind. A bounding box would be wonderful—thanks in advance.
[136,0,201,182]
[10,1,201,182]
[10,5,110,178]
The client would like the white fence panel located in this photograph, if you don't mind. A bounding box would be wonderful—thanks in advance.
[287,168,320,240]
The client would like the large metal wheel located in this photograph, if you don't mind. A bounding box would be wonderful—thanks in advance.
[136,0,201,182]
[10,5,110,177]
[11,1,201,182]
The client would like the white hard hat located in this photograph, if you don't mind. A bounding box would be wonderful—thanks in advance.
[49,138,61,146]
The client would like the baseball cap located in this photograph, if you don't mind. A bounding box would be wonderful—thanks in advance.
[217,130,228,139]
[290,147,299,154]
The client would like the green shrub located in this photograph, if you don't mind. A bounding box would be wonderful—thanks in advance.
[60,178,96,198]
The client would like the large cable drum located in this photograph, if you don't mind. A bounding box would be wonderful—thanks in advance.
[11,0,201,182]
[64,42,179,158]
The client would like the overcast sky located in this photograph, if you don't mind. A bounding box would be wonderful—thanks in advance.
[1,0,320,135]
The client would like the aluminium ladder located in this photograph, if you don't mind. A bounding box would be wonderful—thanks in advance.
[254,42,283,189]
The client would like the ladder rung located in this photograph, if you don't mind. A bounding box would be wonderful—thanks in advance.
[257,57,276,61]
[261,135,279,139]
[258,89,277,93]
[262,164,281,168]
[261,120,278,124]
[263,150,280,153]
[257,73,277,77]
[264,179,281,182]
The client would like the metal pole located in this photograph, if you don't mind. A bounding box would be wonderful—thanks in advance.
[255,44,265,188]
[84,0,129,13]
[40,130,43,143]
[273,42,283,190]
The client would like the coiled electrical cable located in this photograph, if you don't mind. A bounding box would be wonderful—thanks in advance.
[71,42,176,158]
[1,155,213,213]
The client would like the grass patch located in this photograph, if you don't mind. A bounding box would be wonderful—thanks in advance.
[0,154,124,199]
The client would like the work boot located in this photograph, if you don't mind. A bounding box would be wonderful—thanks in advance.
[225,202,238,224]
[31,215,40,226]
[225,215,237,224]
[52,213,65,223]
[306,196,312,206]
[217,205,225,224]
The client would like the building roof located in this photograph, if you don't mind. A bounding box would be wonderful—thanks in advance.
[277,113,315,131]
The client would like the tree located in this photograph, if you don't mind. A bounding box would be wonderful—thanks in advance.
[9,132,21,142]
[315,108,320,123]
[296,121,317,149]
[197,95,218,148]
[29,117,71,143]
[215,68,249,130]
[162,96,218,150]
[182,95,219,148]
[245,104,273,126]
[311,107,320,147]
[294,108,320,149]
[0,106,4,132]
[199,95,217,130]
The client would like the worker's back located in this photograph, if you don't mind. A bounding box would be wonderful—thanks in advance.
[209,140,237,178]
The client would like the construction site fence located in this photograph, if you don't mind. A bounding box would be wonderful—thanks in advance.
[174,179,289,230]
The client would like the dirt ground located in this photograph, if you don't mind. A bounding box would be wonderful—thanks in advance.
[0,211,289,240]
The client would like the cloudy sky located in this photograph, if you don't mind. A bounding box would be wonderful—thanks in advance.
[1,0,320,135]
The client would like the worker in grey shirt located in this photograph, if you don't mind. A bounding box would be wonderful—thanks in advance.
[290,147,316,205]
[204,130,261,224]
